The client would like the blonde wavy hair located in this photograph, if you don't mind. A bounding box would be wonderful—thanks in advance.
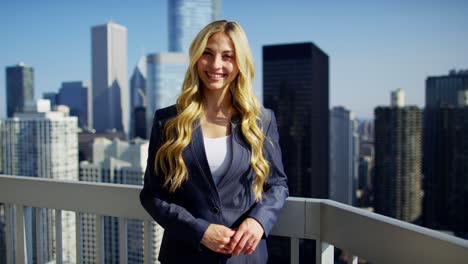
[155,20,269,201]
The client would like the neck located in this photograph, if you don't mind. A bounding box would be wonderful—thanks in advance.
[202,87,233,116]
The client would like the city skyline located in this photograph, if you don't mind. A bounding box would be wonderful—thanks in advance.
[2,0,468,119]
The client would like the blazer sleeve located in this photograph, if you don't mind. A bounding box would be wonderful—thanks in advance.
[247,109,289,237]
[139,110,210,248]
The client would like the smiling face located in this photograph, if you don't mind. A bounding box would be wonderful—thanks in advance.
[197,32,239,93]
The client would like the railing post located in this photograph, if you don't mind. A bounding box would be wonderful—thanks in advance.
[14,205,25,264]
[144,220,153,264]
[290,237,299,264]
[96,215,105,263]
[55,209,63,264]
[118,217,127,264]
[5,204,14,264]
[75,212,82,264]
[35,208,44,264]
[315,240,334,264]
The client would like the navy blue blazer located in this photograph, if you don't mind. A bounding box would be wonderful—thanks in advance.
[140,105,289,264]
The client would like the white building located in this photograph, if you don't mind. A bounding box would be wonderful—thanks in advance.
[330,106,359,205]
[80,137,163,263]
[1,99,79,263]
[168,0,221,53]
[91,22,128,135]
[146,53,187,135]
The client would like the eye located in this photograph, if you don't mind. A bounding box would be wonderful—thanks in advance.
[223,54,234,59]
[202,51,212,56]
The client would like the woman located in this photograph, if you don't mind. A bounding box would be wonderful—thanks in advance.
[140,20,288,263]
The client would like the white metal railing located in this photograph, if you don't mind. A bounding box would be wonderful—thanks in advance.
[1,174,468,264]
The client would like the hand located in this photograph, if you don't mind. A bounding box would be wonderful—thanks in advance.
[201,224,235,254]
[228,217,264,256]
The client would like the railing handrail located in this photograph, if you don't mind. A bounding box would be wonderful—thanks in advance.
[1,174,468,264]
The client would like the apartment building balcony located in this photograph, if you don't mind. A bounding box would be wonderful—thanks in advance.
[0,174,467,264]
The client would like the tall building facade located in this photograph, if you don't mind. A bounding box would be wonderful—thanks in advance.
[374,90,422,223]
[58,81,92,129]
[130,56,147,139]
[436,105,468,238]
[424,70,468,233]
[263,42,329,264]
[168,0,221,53]
[91,22,128,134]
[330,106,359,205]
[42,92,59,108]
[263,42,329,198]
[1,100,79,263]
[79,138,163,263]
[6,63,34,118]
[146,53,187,135]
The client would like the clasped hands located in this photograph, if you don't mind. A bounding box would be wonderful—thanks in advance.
[201,217,264,256]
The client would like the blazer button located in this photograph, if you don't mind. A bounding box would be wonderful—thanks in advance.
[211,207,220,215]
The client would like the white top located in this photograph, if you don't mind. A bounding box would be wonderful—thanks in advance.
[203,135,232,186]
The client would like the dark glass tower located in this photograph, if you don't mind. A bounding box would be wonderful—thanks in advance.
[435,106,468,238]
[58,81,92,129]
[423,70,468,231]
[6,63,34,117]
[263,42,329,198]
[263,42,329,264]
[374,106,422,223]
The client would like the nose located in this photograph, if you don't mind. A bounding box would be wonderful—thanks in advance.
[210,54,223,69]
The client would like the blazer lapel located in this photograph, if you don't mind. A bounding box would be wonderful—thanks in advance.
[190,120,221,202]
[216,116,248,190]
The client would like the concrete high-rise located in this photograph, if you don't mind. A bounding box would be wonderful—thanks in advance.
[330,106,359,205]
[145,53,187,135]
[423,69,468,232]
[130,56,147,139]
[58,81,92,129]
[1,100,79,263]
[263,42,329,199]
[374,90,422,223]
[6,63,34,118]
[91,22,128,134]
[79,138,163,263]
[168,0,221,53]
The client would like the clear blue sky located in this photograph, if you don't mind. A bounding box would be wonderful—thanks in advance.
[1,0,467,119]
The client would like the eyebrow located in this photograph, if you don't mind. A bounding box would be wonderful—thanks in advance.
[204,47,234,54]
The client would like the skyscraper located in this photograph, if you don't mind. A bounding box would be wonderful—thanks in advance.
[79,138,163,263]
[6,63,34,118]
[145,53,187,135]
[1,100,79,263]
[330,106,359,205]
[133,106,147,139]
[263,42,329,198]
[130,56,147,139]
[91,22,128,134]
[58,81,92,129]
[374,90,422,223]
[263,42,329,263]
[42,92,59,108]
[168,0,221,53]
[437,105,468,238]
[423,69,468,232]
